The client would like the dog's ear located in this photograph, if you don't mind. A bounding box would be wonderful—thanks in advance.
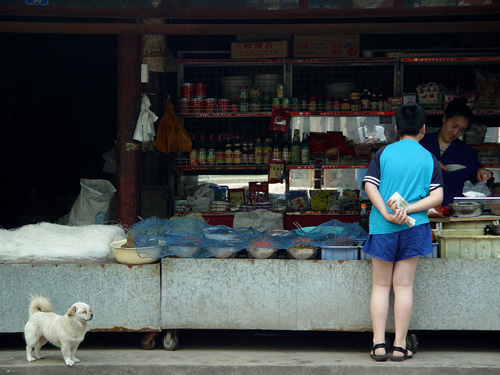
[67,305,76,317]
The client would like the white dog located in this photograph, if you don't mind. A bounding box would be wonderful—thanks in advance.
[24,295,93,366]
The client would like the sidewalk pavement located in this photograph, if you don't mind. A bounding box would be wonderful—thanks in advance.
[1,330,499,375]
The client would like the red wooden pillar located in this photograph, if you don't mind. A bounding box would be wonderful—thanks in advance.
[117,34,141,227]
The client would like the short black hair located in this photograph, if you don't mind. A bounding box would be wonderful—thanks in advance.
[396,104,426,136]
[444,97,473,125]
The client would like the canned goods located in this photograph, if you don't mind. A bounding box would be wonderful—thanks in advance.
[195,82,206,98]
[249,99,261,112]
[281,97,290,109]
[178,98,190,114]
[350,101,361,112]
[341,99,350,111]
[230,103,239,113]
[309,97,317,112]
[198,148,207,165]
[291,97,300,111]
[218,98,230,113]
[350,89,361,101]
[272,97,281,109]
[276,83,285,98]
[324,97,333,111]
[205,98,217,113]
[239,85,249,100]
[239,99,249,112]
[207,149,216,165]
[300,95,308,111]
[181,83,194,98]
[333,97,341,111]
[193,97,204,113]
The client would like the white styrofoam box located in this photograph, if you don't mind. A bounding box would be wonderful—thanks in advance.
[436,229,500,259]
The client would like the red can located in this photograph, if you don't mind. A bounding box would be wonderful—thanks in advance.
[230,103,239,113]
[181,83,194,98]
[193,97,204,113]
[205,98,217,113]
[178,98,190,114]
[218,98,230,113]
[195,82,206,98]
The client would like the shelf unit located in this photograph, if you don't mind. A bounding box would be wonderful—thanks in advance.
[174,55,500,217]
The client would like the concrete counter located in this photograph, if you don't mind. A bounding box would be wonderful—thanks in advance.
[161,258,500,331]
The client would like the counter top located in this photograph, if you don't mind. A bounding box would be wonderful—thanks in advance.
[430,214,500,223]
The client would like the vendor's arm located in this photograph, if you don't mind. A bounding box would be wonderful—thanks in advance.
[477,167,492,183]
[365,182,408,225]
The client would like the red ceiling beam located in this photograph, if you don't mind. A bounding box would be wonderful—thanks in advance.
[1,4,499,20]
[0,20,498,35]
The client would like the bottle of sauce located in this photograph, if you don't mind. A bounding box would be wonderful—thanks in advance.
[233,136,242,165]
[291,129,301,164]
[263,137,272,164]
[224,135,233,165]
[216,133,225,165]
[371,93,379,111]
[254,138,263,165]
[361,88,371,111]
[359,203,370,233]
[248,142,255,164]
[282,135,290,163]
[272,133,281,160]
[242,142,249,165]
[300,132,309,165]
[197,134,207,165]
[189,134,198,165]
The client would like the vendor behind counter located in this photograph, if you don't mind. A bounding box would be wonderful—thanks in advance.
[419,98,493,206]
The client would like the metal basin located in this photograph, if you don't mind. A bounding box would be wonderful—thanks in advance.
[449,202,484,218]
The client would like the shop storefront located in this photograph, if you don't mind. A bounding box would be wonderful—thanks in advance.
[1,0,500,350]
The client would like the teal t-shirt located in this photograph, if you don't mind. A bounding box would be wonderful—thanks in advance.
[362,139,443,234]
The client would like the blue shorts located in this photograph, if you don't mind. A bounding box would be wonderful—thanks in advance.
[362,223,432,262]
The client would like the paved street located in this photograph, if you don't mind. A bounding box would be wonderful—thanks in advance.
[1,329,499,374]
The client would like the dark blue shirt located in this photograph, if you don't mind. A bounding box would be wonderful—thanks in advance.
[420,131,483,206]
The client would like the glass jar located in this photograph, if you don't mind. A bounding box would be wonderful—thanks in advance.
[239,85,249,100]
[239,99,249,112]
[249,98,261,112]
[249,84,262,99]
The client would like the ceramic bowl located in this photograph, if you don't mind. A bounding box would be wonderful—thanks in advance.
[111,239,162,265]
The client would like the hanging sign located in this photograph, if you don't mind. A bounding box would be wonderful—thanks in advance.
[26,0,49,5]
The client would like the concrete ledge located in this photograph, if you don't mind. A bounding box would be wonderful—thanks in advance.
[162,258,500,331]
[1,348,499,375]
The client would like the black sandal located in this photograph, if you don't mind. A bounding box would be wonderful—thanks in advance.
[406,333,418,355]
[390,332,418,361]
[370,343,388,361]
[390,346,412,361]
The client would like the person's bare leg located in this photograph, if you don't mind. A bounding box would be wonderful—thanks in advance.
[370,257,394,356]
[392,256,419,357]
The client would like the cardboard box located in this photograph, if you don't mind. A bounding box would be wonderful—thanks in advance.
[294,35,360,58]
[231,41,289,59]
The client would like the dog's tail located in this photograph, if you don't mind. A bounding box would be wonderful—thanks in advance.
[28,294,54,316]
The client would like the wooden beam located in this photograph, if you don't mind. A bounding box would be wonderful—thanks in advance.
[1,21,499,35]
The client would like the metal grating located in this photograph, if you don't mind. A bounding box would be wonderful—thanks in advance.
[402,61,500,94]
[178,60,286,101]
[290,60,397,99]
